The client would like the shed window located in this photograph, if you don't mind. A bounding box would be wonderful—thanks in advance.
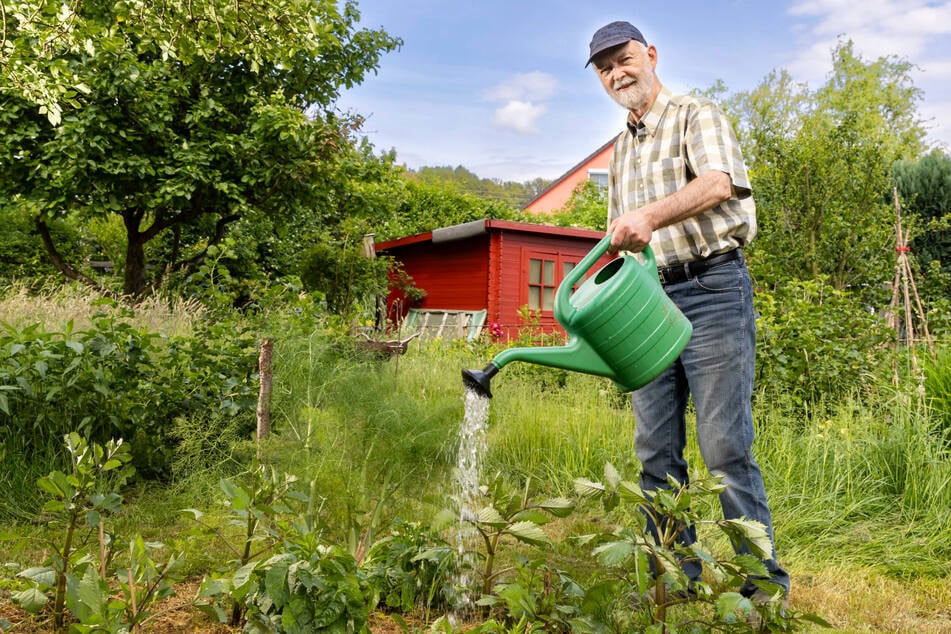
[526,253,580,312]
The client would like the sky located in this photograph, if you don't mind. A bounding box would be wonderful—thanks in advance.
[335,0,951,183]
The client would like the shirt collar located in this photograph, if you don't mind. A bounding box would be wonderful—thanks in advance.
[627,86,672,138]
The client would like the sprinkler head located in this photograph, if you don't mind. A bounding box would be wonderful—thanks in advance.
[462,363,498,398]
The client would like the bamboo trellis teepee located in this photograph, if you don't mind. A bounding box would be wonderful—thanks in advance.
[888,187,935,380]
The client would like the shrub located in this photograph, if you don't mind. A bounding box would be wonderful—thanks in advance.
[0,300,258,489]
[754,277,894,405]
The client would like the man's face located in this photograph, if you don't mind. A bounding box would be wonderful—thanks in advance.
[593,41,657,115]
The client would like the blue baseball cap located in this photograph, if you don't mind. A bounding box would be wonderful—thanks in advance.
[586,21,648,67]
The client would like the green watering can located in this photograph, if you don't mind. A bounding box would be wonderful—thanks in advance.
[462,234,692,398]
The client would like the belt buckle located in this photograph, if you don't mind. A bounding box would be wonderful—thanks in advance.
[658,267,670,285]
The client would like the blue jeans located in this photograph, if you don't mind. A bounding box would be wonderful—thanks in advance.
[631,252,790,596]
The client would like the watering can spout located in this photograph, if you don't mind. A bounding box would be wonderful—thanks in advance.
[462,363,498,398]
[461,338,616,399]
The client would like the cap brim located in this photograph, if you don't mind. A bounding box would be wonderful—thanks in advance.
[585,35,635,67]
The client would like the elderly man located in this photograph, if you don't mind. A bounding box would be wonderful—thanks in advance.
[586,20,790,606]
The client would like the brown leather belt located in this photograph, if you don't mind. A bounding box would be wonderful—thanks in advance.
[657,249,740,285]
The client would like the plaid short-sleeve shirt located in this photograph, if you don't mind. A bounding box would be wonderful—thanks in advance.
[607,87,757,268]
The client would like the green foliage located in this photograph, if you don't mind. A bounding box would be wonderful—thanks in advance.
[189,462,320,626]
[572,463,808,631]
[407,165,549,208]
[0,0,402,297]
[383,178,520,240]
[299,241,389,317]
[0,207,79,283]
[547,180,609,231]
[240,545,375,634]
[0,300,258,487]
[729,41,926,296]
[893,150,951,283]
[361,519,456,614]
[457,472,574,597]
[753,277,894,405]
[476,556,585,631]
[13,433,172,632]
[923,348,951,447]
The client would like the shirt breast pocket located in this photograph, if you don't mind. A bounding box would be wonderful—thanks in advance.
[636,156,688,201]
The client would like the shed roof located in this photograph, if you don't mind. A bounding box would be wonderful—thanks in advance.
[375,218,605,251]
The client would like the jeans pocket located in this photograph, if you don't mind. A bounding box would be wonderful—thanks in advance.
[694,262,742,292]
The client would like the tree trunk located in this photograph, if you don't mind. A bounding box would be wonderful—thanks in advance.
[124,231,148,298]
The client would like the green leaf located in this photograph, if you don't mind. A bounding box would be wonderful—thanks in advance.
[180,508,203,521]
[511,509,549,525]
[264,562,290,609]
[220,479,251,510]
[716,592,752,622]
[476,506,507,528]
[592,540,634,567]
[537,497,574,517]
[603,462,621,489]
[12,587,48,613]
[198,577,231,598]
[721,519,772,559]
[18,566,57,587]
[573,477,605,498]
[505,521,550,547]
[75,566,105,616]
[732,554,769,577]
[231,561,258,602]
[617,480,644,504]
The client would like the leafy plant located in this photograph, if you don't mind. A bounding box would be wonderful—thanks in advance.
[11,433,180,633]
[13,434,134,629]
[61,536,185,633]
[458,473,574,597]
[754,277,894,406]
[0,305,258,487]
[361,519,456,614]
[186,462,319,627]
[573,463,829,631]
[477,556,584,631]
[240,544,375,633]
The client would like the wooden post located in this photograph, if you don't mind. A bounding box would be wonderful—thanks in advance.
[256,338,273,443]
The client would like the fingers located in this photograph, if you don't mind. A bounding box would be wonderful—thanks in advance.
[608,215,651,253]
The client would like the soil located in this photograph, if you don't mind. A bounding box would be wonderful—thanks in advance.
[0,581,440,633]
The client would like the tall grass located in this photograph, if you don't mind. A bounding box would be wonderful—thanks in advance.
[3,282,948,617]
[0,281,203,336]
[254,333,951,579]
[753,378,951,576]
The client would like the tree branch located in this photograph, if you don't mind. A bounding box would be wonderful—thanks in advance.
[166,213,240,274]
[35,216,119,299]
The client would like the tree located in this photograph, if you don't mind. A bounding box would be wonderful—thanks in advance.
[893,150,951,272]
[733,40,927,296]
[548,180,608,231]
[0,0,401,298]
[407,165,548,208]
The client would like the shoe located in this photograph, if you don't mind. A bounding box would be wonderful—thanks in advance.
[750,588,789,609]
[746,588,790,629]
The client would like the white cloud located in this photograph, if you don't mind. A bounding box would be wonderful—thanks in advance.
[786,0,951,73]
[492,100,548,134]
[483,72,560,102]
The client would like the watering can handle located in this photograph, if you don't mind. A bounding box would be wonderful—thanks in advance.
[554,233,656,318]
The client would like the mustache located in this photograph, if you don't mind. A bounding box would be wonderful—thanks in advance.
[613,78,635,90]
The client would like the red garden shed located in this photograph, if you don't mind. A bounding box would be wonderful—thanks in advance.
[374,219,611,341]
